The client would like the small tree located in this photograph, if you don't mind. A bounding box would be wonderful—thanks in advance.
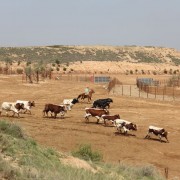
[25,66,33,83]
[16,68,23,74]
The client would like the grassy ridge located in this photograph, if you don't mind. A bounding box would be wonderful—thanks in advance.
[0,120,164,180]
[0,46,180,65]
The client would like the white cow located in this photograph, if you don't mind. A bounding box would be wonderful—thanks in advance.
[0,102,25,118]
[63,98,79,111]
[16,100,35,114]
[114,119,137,134]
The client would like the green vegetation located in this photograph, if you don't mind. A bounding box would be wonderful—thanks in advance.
[0,120,165,180]
[72,144,103,162]
[134,52,161,63]
[0,46,176,65]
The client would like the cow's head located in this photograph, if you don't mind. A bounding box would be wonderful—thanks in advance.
[72,98,79,104]
[130,123,137,131]
[107,98,113,103]
[115,114,120,119]
[28,101,35,107]
[104,109,109,115]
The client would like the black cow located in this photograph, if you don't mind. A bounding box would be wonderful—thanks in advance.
[92,98,113,109]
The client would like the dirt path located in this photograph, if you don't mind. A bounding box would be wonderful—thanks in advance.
[0,75,180,179]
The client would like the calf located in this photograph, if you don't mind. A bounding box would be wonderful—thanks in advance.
[63,98,79,111]
[101,114,120,126]
[0,102,24,118]
[85,108,109,123]
[92,98,113,109]
[43,104,67,119]
[145,126,169,143]
[16,100,35,114]
[114,119,137,135]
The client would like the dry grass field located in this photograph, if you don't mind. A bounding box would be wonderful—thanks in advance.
[0,75,180,179]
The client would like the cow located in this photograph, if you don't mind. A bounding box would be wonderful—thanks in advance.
[0,102,25,118]
[63,98,79,111]
[84,108,109,123]
[92,98,113,109]
[16,100,35,114]
[114,119,137,135]
[43,104,67,119]
[101,114,120,126]
[144,126,169,143]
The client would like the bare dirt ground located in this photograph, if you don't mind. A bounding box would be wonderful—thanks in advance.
[0,75,180,179]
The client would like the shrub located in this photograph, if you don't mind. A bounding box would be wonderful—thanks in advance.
[52,63,55,67]
[55,59,60,65]
[63,67,67,71]
[16,68,23,74]
[163,69,168,74]
[130,70,133,74]
[26,61,31,66]
[72,144,103,162]
[0,120,24,139]
[56,67,60,71]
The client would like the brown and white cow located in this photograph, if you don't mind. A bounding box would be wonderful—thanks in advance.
[16,100,35,114]
[85,108,109,123]
[144,126,169,143]
[101,114,120,126]
[114,119,137,135]
[43,104,67,119]
[0,102,25,118]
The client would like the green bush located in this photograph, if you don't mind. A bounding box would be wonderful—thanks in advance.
[72,144,103,162]
[16,68,23,74]
[0,120,24,139]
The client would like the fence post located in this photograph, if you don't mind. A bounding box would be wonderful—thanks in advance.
[173,86,175,101]
[147,86,149,98]
[122,85,123,96]
[155,87,157,99]
[139,87,140,98]
[164,167,168,179]
[163,86,165,101]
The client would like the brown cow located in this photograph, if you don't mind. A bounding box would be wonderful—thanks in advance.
[84,108,109,123]
[101,114,120,126]
[43,104,67,119]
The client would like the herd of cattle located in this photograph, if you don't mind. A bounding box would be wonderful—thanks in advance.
[0,97,169,143]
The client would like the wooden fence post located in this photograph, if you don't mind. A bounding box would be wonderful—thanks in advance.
[163,86,165,101]
[139,87,140,98]
[122,85,123,96]
[155,87,157,99]
[164,167,168,179]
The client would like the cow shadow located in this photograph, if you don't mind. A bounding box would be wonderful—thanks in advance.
[144,137,168,143]
[83,121,104,125]
[114,132,136,137]
[43,116,71,120]
[0,115,25,119]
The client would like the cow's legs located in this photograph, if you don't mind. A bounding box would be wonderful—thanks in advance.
[85,113,91,122]
[54,113,57,119]
[158,134,162,142]
[144,132,151,139]
[165,137,169,143]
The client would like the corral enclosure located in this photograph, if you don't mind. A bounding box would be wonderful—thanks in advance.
[0,74,180,179]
